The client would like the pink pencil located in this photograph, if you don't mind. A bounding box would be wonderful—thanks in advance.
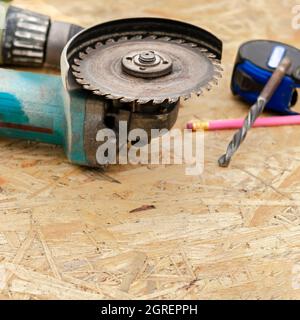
[187,115,300,131]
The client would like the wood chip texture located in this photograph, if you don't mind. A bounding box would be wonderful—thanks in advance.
[0,0,299,300]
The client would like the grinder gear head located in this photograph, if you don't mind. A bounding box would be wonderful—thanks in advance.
[0,18,222,168]
[62,18,223,166]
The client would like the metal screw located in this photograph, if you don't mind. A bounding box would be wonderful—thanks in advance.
[122,50,173,78]
[138,51,157,64]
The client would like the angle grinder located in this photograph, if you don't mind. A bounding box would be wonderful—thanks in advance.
[0,18,223,167]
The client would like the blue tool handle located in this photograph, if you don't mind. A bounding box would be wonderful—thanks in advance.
[0,68,66,145]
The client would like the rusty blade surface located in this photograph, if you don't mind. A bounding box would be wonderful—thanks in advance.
[72,35,222,104]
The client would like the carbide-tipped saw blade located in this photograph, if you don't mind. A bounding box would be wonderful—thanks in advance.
[71,32,222,104]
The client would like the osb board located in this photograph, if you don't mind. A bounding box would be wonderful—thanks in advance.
[0,0,299,300]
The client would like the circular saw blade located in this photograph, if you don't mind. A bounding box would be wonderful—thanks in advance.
[72,36,222,104]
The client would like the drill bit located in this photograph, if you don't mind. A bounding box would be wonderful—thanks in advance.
[218,57,292,167]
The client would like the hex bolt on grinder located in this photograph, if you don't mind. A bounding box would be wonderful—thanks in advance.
[0,0,83,68]
[0,18,223,167]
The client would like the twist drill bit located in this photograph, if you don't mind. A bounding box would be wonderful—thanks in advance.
[218,57,292,167]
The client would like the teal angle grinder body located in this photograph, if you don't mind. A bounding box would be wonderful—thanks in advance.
[0,68,87,164]
[0,18,223,167]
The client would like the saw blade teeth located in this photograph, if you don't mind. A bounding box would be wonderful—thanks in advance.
[79,52,87,59]
[118,36,128,42]
[211,77,219,86]
[157,36,172,41]
[171,39,185,44]
[95,42,104,49]
[73,33,222,103]
[72,65,81,72]
[74,58,81,66]
[196,89,203,97]
[212,59,222,65]
[153,98,167,105]
[105,38,115,45]
[130,35,143,40]
[168,97,180,104]
[106,94,122,100]
[205,84,213,91]
[206,53,217,59]
[184,42,198,48]
[213,64,224,72]
[83,84,94,90]
[85,46,94,54]
[182,93,192,101]
[144,35,158,40]
[75,77,89,85]
[92,90,105,96]
[214,71,223,78]
[120,97,135,103]
[136,98,151,104]
[72,71,84,79]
